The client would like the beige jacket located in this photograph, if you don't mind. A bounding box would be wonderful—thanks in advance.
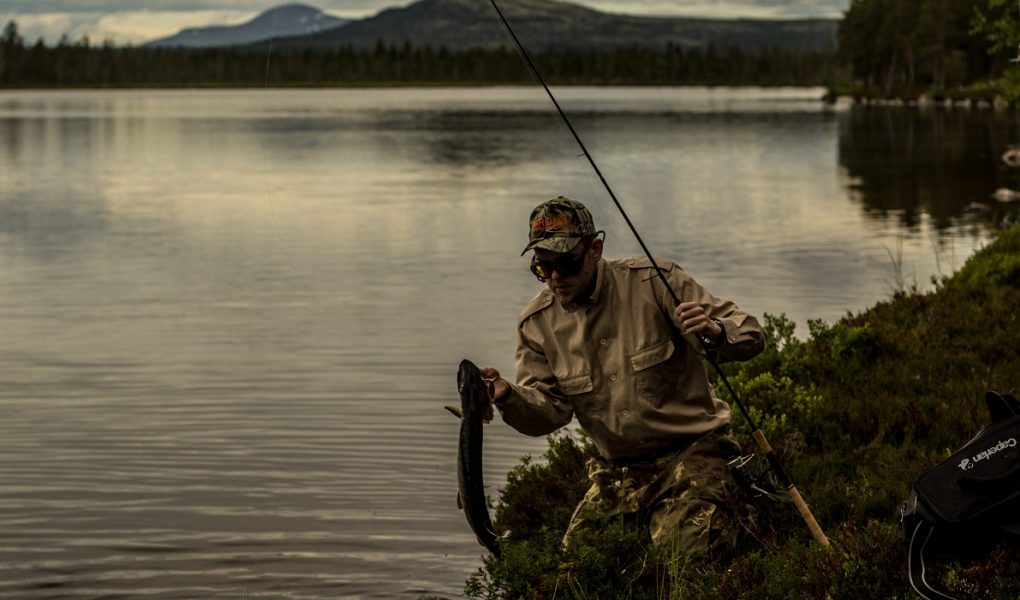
[496,257,765,461]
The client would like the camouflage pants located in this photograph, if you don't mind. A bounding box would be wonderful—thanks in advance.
[564,430,749,560]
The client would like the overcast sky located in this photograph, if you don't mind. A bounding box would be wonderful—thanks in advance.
[0,0,849,45]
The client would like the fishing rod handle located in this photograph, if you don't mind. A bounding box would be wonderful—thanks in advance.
[751,430,831,547]
[752,429,774,454]
[788,485,831,548]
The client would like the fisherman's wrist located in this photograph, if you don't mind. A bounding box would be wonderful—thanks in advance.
[698,319,725,349]
[493,380,511,405]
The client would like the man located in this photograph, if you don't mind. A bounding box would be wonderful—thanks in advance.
[482,196,766,559]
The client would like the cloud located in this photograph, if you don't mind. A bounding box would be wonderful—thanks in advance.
[0,1,390,43]
[95,10,255,44]
[586,0,847,18]
[3,13,76,42]
[0,1,282,14]
[0,0,389,16]
[4,10,259,44]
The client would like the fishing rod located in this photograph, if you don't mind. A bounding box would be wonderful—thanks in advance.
[485,0,830,548]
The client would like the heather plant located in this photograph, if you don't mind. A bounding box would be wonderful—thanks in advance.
[466,225,1020,599]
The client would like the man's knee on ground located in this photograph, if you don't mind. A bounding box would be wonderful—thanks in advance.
[649,497,741,561]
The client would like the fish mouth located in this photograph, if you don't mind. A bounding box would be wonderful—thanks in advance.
[457,359,479,394]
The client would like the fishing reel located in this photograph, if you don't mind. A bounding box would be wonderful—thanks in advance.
[727,453,789,503]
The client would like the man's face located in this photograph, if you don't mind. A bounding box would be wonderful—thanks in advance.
[533,237,603,306]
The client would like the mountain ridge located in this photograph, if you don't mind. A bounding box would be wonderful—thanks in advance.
[267,0,838,52]
[144,4,348,48]
[142,0,838,53]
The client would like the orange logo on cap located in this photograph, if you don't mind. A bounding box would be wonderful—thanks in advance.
[531,216,573,236]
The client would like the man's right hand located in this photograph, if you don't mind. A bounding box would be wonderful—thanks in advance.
[479,366,510,404]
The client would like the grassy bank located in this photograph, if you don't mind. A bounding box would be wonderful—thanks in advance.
[466,225,1020,599]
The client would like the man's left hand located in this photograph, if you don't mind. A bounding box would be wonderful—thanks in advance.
[675,301,723,341]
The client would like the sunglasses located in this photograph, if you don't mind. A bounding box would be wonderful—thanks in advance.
[529,239,591,281]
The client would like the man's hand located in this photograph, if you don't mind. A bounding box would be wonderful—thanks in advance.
[479,366,510,404]
[675,301,723,341]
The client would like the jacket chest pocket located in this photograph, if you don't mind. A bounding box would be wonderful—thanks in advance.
[558,373,594,396]
[630,338,679,406]
[556,372,599,415]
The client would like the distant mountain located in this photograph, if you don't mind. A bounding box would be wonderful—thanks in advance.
[144,4,348,48]
[268,0,838,53]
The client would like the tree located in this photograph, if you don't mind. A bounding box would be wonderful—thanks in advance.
[1,20,22,49]
[840,0,1008,92]
[972,0,1020,61]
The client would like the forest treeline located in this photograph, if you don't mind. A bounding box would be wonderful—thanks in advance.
[2,0,1018,93]
[839,0,1019,95]
[0,21,835,87]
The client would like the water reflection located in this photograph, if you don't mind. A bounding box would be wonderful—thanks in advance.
[0,117,113,262]
[838,106,1020,228]
[0,88,1007,600]
[409,110,563,167]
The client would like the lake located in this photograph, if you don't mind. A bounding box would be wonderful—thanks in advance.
[0,87,1017,599]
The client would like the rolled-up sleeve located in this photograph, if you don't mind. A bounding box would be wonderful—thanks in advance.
[495,325,574,436]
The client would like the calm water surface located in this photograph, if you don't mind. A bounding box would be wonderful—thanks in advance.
[0,87,1017,599]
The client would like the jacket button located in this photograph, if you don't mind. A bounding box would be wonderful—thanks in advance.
[600,338,608,345]
[622,409,630,417]
[610,374,617,382]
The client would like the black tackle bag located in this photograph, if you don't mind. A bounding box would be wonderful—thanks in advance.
[899,391,1020,600]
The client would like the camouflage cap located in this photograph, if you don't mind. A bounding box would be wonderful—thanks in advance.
[521,196,597,256]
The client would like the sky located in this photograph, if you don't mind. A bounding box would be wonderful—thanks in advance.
[0,0,849,46]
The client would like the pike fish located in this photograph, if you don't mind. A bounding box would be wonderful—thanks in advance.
[447,359,502,556]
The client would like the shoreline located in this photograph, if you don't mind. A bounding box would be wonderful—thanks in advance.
[3,82,1013,111]
[825,81,1019,110]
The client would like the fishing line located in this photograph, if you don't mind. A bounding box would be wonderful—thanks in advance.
[485,0,669,281]
[254,19,328,323]
[259,12,300,275]
[485,0,830,548]
[580,174,629,254]
[496,16,628,255]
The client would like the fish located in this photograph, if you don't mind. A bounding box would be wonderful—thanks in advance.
[448,359,502,556]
